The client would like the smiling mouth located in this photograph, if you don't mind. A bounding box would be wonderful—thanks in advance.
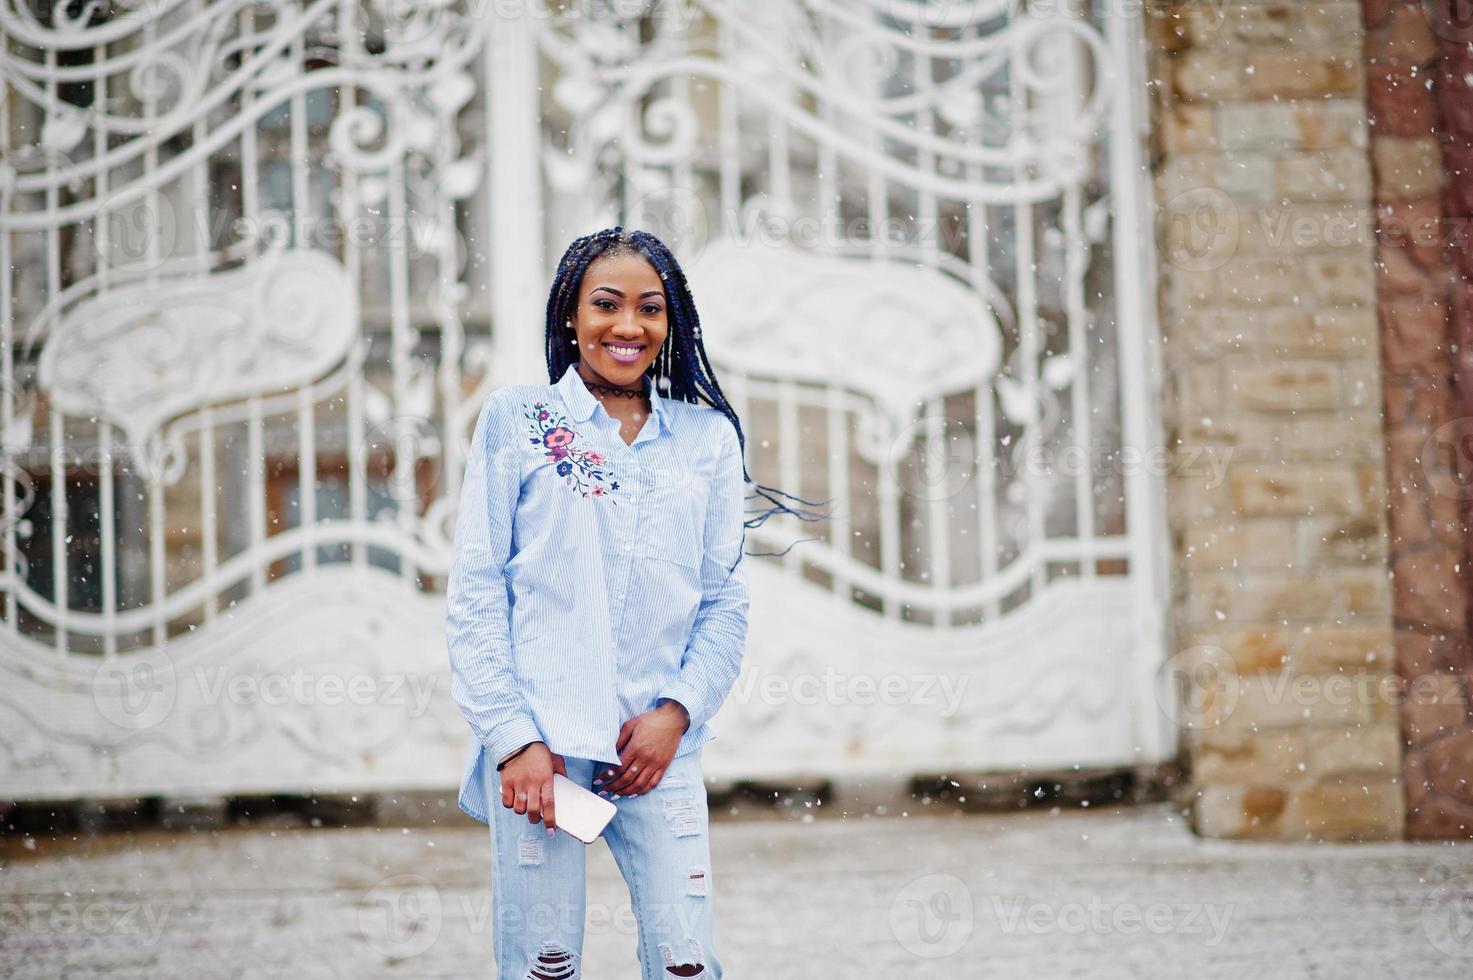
[603,342,646,362]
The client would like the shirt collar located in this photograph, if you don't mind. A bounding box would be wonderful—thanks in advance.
[555,362,671,434]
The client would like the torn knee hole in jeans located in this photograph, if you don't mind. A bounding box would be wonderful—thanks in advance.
[518,833,544,867]
[659,938,707,977]
[526,940,579,979]
[662,794,702,837]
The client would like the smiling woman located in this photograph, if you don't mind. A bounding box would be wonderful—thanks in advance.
[565,248,673,440]
[445,227,828,980]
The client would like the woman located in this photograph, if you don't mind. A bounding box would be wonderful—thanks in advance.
[445,227,822,979]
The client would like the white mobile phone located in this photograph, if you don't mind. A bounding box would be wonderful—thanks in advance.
[551,773,618,844]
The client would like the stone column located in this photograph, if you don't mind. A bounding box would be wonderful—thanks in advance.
[1364,0,1473,839]
[1149,1,1403,840]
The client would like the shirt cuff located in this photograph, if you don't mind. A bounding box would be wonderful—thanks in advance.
[657,681,705,731]
[488,718,544,766]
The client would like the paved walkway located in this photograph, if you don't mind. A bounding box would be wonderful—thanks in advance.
[2,800,1471,978]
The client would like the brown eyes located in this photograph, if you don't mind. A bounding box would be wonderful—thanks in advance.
[591,299,664,315]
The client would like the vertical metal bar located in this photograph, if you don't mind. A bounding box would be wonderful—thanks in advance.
[975,390,999,619]
[49,414,66,652]
[761,19,792,578]
[767,99,790,215]
[4,34,19,632]
[339,0,367,568]
[242,6,266,595]
[348,370,367,570]
[718,19,739,227]
[292,5,315,574]
[1011,14,1043,601]
[92,35,119,649]
[865,7,898,620]
[826,387,850,601]
[1105,2,1174,763]
[967,17,1000,620]
[199,405,216,626]
[485,10,546,385]
[729,372,751,465]
[388,159,414,585]
[617,18,636,232]
[1062,180,1094,571]
[148,459,166,646]
[99,425,117,657]
[818,14,849,603]
[44,46,66,651]
[190,0,210,281]
[913,25,951,626]
[437,107,465,587]
[93,34,108,298]
[298,385,317,573]
[671,9,693,220]
[248,397,265,594]
[140,15,166,645]
[925,399,950,625]
[777,379,799,575]
[192,0,215,622]
[1052,0,1094,576]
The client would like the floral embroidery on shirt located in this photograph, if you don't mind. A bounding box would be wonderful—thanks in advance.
[524,401,620,500]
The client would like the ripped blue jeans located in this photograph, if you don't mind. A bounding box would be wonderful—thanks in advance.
[483,748,723,980]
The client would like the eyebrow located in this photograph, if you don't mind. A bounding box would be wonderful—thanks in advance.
[589,285,665,300]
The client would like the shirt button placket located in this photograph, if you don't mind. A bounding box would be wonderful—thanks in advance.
[623,450,641,560]
[616,450,638,602]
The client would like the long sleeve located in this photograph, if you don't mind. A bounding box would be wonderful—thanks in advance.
[658,417,750,730]
[444,393,544,763]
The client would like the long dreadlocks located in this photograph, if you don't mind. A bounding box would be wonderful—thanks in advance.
[543,226,829,553]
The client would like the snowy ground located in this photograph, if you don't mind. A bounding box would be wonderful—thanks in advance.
[2,799,1471,978]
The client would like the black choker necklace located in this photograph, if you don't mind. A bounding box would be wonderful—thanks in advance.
[581,373,647,400]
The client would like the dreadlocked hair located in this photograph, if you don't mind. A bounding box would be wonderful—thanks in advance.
[544,226,830,557]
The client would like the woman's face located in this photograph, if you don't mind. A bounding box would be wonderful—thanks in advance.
[570,251,669,386]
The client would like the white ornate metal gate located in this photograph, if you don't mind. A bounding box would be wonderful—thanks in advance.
[0,0,1171,801]
[520,0,1173,779]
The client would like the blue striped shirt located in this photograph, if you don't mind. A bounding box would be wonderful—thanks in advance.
[445,362,750,823]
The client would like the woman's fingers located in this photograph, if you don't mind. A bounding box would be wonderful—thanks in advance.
[600,760,641,796]
[511,782,529,815]
[540,777,557,831]
[629,766,664,797]
[599,756,671,797]
[525,781,544,825]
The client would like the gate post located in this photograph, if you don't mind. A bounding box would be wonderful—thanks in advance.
[485,10,546,388]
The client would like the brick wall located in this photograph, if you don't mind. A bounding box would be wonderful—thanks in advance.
[1148,1,1404,840]
[1364,0,1473,838]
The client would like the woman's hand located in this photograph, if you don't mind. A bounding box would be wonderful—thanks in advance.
[500,742,568,832]
[595,700,690,798]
